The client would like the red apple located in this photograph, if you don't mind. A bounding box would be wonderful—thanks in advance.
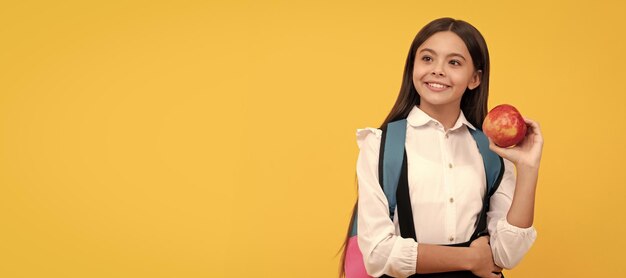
[482,104,527,148]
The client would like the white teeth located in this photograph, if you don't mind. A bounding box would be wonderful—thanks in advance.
[428,83,447,88]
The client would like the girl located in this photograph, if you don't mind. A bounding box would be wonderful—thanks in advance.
[341,17,543,278]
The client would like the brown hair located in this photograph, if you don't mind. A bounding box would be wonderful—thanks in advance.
[338,17,491,277]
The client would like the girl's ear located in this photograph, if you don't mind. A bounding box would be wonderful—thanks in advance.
[468,70,482,90]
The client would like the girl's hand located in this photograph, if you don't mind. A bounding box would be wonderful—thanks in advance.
[488,118,544,170]
[469,236,503,278]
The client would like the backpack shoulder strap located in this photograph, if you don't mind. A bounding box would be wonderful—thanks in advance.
[378,119,407,220]
[468,128,505,196]
[349,119,408,237]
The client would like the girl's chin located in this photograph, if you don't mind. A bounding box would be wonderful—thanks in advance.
[418,94,462,108]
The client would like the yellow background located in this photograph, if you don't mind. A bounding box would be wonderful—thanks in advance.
[1,0,625,277]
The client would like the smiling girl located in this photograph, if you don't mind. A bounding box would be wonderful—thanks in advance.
[341,17,543,278]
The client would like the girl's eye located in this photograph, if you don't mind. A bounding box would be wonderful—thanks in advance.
[450,60,461,66]
[421,56,432,62]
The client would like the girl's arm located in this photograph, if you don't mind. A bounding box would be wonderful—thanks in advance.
[416,238,503,277]
[486,118,543,268]
[488,118,543,228]
[506,166,538,228]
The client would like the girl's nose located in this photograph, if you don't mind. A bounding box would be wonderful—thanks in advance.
[431,67,445,76]
[431,64,446,76]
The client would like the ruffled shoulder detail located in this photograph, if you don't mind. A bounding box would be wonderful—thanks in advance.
[356,127,382,150]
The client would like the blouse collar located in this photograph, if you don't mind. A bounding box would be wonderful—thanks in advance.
[406,105,476,131]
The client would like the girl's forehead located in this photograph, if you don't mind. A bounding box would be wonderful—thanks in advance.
[417,31,469,55]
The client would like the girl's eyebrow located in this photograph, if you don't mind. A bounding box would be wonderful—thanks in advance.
[419,48,467,61]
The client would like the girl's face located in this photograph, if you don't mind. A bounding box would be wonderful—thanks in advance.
[412,31,481,112]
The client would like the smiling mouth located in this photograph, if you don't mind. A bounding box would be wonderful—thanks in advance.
[426,82,449,88]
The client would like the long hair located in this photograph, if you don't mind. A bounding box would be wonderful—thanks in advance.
[338,17,491,277]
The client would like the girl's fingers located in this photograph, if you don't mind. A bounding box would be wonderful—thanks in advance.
[487,138,499,153]
[523,117,543,139]
[487,137,507,157]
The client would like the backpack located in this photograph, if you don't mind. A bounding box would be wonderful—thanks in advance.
[343,118,504,278]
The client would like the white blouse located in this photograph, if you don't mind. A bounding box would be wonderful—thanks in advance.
[356,105,537,278]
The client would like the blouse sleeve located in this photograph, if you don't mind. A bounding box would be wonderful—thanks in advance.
[487,158,538,269]
[355,128,418,278]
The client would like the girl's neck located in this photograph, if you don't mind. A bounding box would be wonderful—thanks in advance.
[418,103,461,131]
